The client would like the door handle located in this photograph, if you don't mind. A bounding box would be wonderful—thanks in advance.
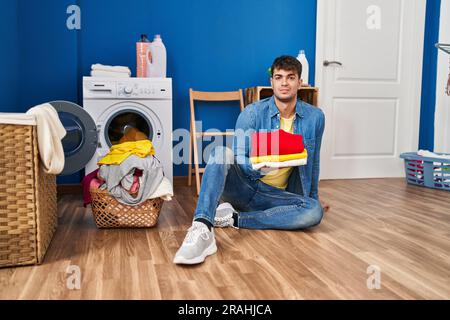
[323,60,343,67]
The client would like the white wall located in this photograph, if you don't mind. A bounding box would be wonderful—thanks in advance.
[434,0,450,153]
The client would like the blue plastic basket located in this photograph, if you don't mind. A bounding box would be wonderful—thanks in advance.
[400,152,450,191]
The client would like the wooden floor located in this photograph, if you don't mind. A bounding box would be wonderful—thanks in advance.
[1,178,449,299]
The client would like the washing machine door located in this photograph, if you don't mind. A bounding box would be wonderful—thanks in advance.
[49,101,98,176]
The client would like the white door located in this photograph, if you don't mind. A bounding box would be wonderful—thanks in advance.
[434,0,450,153]
[315,0,426,179]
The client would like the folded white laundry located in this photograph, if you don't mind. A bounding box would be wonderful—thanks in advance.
[91,70,131,78]
[417,150,450,161]
[91,63,131,75]
[26,103,67,174]
[252,158,308,171]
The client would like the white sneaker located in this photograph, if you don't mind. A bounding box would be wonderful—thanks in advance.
[173,221,217,265]
[214,202,238,228]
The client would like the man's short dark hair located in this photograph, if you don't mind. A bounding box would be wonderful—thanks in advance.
[270,55,302,78]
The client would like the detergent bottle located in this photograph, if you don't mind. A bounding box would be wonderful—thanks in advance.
[136,34,151,77]
[147,34,167,78]
[296,50,309,85]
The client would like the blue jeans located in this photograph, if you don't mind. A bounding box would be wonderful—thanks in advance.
[193,146,324,230]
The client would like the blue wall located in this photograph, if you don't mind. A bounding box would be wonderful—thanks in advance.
[0,0,19,112]
[419,0,441,151]
[0,0,441,182]
[18,0,79,111]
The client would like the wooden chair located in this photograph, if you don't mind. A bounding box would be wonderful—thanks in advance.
[188,89,244,195]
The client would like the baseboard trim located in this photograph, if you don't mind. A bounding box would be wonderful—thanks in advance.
[57,184,82,195]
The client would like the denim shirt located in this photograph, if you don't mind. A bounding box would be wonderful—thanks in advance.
[232,96,325,200]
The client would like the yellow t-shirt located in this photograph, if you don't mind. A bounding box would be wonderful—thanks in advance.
[260,115,295,189]
[97,140,155,165]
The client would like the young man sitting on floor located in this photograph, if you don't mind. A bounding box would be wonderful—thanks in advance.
[174,55,326,265]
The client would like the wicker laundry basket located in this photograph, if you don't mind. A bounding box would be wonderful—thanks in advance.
[0,123,57,268]
[90,188,164,228]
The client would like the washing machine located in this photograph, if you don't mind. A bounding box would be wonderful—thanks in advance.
[49,77,173,184]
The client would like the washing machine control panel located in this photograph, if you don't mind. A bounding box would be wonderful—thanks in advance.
[83,77,172,100]
[117,81,172,99]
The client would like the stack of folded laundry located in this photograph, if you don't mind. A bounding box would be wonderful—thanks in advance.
[250,129,308,170]
[82,127,173,207]
[90,63,131,78]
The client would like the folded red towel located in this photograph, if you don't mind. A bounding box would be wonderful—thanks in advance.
[251,129,305,158]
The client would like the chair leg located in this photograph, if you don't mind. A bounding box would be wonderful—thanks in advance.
[195,170,201,196]
[192,133,202,196]
[188,122,193,186]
